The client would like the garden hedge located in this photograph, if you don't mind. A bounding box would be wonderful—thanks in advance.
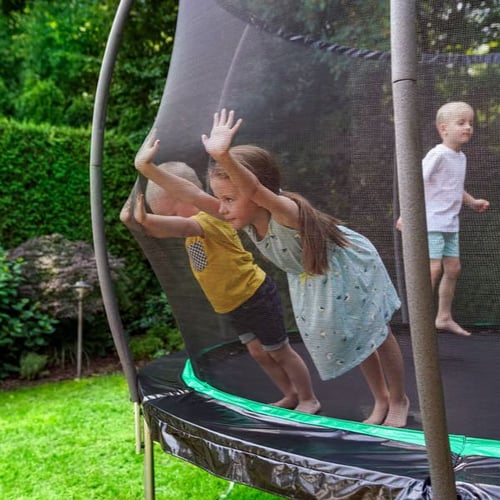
[0,117,161,330]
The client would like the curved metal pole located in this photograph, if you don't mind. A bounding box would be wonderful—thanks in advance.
[390,1,457,498]
[90,0,138,402]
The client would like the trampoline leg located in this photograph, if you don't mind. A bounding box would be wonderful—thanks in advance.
[134,402,142,454]
[143,416,155,500]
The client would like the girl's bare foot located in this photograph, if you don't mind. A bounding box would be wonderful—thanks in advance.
[383,395,410,428]
[363,401,389,425]
[436,319,471,336]
[271,395,298,409]
[294,399,321,415]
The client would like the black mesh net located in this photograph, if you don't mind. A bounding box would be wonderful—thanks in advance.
[127,0,500,366]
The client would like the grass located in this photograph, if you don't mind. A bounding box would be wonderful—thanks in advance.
[0,373,282,500]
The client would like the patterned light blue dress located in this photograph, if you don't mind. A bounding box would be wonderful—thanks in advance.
[243,218,401,381]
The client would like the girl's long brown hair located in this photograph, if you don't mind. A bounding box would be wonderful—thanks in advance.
[282,190,348,275]
[211,144,349,275]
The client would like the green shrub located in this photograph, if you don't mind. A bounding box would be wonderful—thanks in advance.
[19,352,49,380]
[8,233,124,319]
[0,246,57,379]
[127,292,177,334]
[147,323,184,355]
[128,293,184,361]
[15,79,65,124]
[129,333,164,361]
[0,118,137,249]
[129,324,184,361]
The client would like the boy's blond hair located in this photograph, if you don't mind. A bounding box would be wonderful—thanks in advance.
[435,101,474,126]
[145,161,202,204]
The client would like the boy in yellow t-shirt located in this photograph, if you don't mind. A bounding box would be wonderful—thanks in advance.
[122,132,320,414]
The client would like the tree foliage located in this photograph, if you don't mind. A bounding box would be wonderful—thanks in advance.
[0,0,178,139]
[418,0,500,54]
[1,0,498,138]
[218,0,498,53]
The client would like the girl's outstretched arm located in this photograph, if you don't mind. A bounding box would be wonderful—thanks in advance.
[135,128,220,217]
[202,109,299,228]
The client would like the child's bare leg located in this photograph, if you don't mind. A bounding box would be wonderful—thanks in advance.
[376,328,409,428]
[435,257,470,336]
[359,351,390,425]
[245,339,298,408]
[269,344,321,414]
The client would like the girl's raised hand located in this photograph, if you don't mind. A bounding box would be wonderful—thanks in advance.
[135,127,160,171]
[201,109,242,160]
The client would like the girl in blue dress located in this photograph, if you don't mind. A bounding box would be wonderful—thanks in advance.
[201,109,410,427]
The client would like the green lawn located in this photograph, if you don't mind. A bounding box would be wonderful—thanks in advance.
[0,373,282,499]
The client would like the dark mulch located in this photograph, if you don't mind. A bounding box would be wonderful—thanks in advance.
[0,355,124,392]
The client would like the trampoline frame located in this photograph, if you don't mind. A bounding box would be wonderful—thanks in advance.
[90,1,498,498]
[135,344,500,498]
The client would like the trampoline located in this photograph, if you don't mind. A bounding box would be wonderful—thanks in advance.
[138,328,500,498]
[90,1,500,498]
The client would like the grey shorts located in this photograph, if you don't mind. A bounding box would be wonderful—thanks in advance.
[224,276,289,352]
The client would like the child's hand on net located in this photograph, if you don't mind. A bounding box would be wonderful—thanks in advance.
[119,197,133,226]
[201,109,242,160]
[134,193,147,225]
[135,128,160,171]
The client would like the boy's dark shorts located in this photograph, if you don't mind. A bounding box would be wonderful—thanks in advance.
[224,275,289,351]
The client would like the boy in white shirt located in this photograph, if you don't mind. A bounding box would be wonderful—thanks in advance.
[398,101,489,336]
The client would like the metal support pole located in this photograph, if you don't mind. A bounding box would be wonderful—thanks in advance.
[143,416,155,500]
[76,292,83,379]
[134,402,143,454]
[73,280,91,380]
[391,1,457,498]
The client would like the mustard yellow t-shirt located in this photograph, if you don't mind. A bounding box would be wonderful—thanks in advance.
[185,212,265,313]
